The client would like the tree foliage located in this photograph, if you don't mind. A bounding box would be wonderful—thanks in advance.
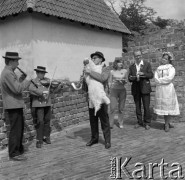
[119,0,156,33]
[105,0,171,48]
[152,16,170,29]
[106,0,169,34]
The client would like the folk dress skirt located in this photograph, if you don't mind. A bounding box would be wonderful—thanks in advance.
[154,83,180,115]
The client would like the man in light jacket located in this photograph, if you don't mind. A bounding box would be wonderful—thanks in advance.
[0,52,31,161]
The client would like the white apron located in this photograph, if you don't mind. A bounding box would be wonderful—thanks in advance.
[154,64,180,115]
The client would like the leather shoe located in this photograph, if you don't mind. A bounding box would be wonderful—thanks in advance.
[86,139,98,146]
[145,125,150,130]
[43,137,51,144]
[134,123,142,129]
[9,155,27,161]
[20,147,29,155]
[164,124,174,130]
[36,141,42,148]
[119,125,124,129]
[105,143,111,149]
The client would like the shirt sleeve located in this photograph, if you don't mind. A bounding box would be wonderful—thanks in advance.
[154,70,160,84]
[29,82,43,96]
[89,67,110,83]
[157,66,175,84]
[124,69,128,82]
[4,72,31,94]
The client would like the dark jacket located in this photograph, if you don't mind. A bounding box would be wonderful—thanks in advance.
[29,77,51,107]
[128,60,153,95]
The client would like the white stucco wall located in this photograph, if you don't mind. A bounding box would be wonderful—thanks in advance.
[0,13,123,80]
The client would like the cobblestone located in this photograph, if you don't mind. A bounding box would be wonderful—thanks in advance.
[0,119,185,180]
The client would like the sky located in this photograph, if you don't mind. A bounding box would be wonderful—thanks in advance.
[105,0,185,21]
[145,0,185,20]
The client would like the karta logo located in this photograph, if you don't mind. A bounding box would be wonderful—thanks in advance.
[110,157,184,179]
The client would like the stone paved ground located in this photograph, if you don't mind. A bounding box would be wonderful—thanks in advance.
[0,118,185,180]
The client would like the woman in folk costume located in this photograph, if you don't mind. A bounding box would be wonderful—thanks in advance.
[83,58,110,115]
[154,52,180,132]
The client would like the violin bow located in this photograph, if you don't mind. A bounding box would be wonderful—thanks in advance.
[46,66,57,102]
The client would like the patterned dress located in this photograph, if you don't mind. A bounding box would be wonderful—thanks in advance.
[154,64,180,115]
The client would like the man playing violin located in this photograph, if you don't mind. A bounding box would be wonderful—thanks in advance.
[0,52,32,161]
[29,66,57,148]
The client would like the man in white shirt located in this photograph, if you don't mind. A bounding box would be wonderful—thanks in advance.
[128,50,153,130]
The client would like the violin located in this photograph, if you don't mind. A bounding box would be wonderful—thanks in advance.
[39,79,50,87]
[40,79,59,87]
[39,79,71,89]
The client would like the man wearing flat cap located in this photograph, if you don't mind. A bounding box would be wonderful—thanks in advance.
[84,51,111,149]
[29,66,56,148]
[0,52,31,161]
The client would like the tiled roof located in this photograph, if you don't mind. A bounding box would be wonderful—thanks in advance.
[0,0,130,34]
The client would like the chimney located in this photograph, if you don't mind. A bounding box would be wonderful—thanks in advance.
[26,0,36,13]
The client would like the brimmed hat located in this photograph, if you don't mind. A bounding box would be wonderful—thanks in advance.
[90,51,105,62]
[2,52,21,60]
[34,66,48,73]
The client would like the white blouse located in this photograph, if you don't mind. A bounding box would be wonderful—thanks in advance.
[155,64,175,85]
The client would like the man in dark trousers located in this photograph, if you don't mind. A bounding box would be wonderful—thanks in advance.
[29,66,52,148]
[0,52,31,161]
[128,50,153,130]
[84,51,111,149]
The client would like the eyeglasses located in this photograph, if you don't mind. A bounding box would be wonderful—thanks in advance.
[92,56,99,60]
[135,55,141,58]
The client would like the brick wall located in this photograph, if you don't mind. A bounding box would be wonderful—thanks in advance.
[1,25,185,150]
[121,25,185,122]
[0,86,89,150]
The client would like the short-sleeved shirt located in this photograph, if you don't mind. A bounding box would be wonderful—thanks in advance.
[110,69,127,89]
